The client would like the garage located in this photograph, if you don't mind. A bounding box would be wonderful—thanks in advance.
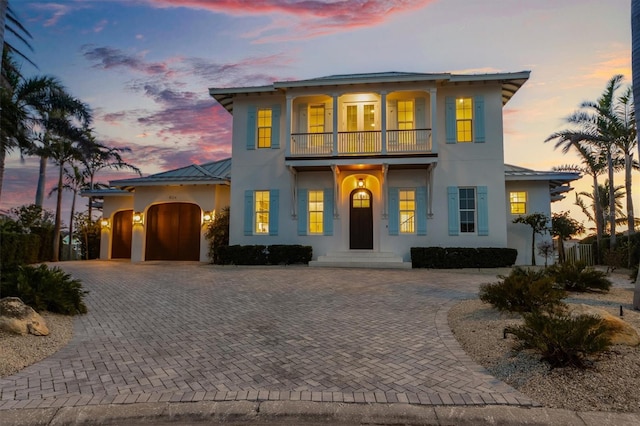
[111,210,133,259]
[145,203,201,261]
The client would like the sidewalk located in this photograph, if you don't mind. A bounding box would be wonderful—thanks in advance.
[3,400,640,425]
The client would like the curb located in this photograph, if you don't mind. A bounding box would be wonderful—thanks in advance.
[3,401,640,426]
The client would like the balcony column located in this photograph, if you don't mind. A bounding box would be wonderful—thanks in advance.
[285,95,293,157]
[332,93,339,155]
[380,91,387,155]
[430,88,437,153]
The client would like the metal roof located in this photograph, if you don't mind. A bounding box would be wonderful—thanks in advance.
[109,157,231,190]
[505,164,581,202]
[209,71,531,114]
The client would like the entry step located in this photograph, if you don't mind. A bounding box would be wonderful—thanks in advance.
[309,251,412,269]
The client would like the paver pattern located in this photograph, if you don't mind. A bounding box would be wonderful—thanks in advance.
[0,262,538,410]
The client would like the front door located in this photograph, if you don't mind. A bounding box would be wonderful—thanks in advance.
[350,188,373,249]
[343,102,378,153]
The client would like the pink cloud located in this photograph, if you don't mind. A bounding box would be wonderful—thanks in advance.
[146,0,436,41]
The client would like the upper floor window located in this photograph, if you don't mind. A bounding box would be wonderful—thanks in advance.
[309,105,325,133]
[456,98,473,143]
[308,190,324,234]
[510,191,527,215]
[255,190,270,233]
[459,187,476,233]
[257,108,272,148]
[399,189,415,233]
[397,100,414,130]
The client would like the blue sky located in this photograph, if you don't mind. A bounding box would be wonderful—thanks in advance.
[1,0,631,228]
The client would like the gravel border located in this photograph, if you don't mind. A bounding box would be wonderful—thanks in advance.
[448,278,640,413]
[0,312,74,378]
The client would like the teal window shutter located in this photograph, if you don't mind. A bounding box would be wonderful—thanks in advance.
[323,188,334,236]
[298,189,308,236]
[269,189,279,235]
[477,186,489,236]
[244,190,254,235]
[445,97,456,144]
[474,96,485,143]
[247,106,257,150]
[447,186,459,236]
[416,186,427,236]
[388,187,399,236]
[271,104,281,149]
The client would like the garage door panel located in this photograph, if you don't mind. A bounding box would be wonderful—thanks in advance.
[146,203,200,261]
[112,210,133,259]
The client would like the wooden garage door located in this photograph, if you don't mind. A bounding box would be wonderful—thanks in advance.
[112,210,133,259]
[145,203,201,261]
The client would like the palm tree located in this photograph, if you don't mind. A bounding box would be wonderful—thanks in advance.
[49,164,85,260]
[574,180,626,235]
[32,88,92,207]
[0,50,63,201]
[547,76,632,251]
[81,136,141,221]
[549,141,607,260]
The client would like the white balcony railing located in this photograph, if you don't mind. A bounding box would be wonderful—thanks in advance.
[290,129,432,156]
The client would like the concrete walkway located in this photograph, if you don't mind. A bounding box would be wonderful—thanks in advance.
[2,262,639,425]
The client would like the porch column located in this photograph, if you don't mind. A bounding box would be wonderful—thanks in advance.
[285,95,293,156]
[331,164,340,218]
[430,88,437,153]
[332,93,339,155]
[381,91,387,155]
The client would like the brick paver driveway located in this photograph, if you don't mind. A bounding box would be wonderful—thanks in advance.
[0,262,537,409]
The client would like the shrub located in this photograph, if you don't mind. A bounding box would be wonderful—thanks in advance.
[546,262,612,292]
[205,207,230,264]
[1,264,88,315]
[505,310,613,368]
[479,267,566,313]
[214,244,313,265]
[267,245,312,265]
[0,233,40,266]
[411,247,517,268]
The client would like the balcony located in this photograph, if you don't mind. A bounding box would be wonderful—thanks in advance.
[289,129,432,157]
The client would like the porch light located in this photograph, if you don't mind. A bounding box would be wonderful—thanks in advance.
[132,212,144,225]
[202,210,215,225]
[100,218,110,229]
[357,178,365,188]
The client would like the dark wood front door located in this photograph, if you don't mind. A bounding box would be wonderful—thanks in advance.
[145,203,201,261]
[111,210,132,259]
[350,188,373,249]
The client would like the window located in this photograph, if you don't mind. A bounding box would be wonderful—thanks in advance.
[257,108,272,148]
[399,190,415,233]
[308,190,324,234]
[255,190,270,233]
[309,105,325,148]
[510,191,527,215]
[459,187,476,233]
[352,190,370,208]
[397,100,414,130]
[456,98,473,142]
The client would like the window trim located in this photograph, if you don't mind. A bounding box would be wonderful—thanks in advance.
[510,191,527,215]
[458,187,476,233]
[257,108,272,149]
[254,190,270,234]
[455,97,473,143]
[308,190,324,235]
[399,189,416,234]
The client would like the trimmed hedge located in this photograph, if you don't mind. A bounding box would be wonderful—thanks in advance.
[411,247,518,269]
[0,233,40,266]
[215,244,312,265]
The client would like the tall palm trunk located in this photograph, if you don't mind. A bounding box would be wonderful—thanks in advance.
[67,187,76,260]
[593,174,603,261]
[52,160,64,262]
[607,150,616,249]
[632,0,640,309]
[35,155,47,206]
[0,0,6,202]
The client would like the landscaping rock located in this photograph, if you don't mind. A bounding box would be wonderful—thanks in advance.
[0,297,50,336]
[569,304,640,346]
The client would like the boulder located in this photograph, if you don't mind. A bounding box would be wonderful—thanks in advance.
[570,304,640,346]
[0,297,49,336]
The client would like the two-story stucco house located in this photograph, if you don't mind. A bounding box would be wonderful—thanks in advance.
[87,71,579,267]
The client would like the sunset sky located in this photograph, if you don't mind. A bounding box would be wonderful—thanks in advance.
[1,0,631,230]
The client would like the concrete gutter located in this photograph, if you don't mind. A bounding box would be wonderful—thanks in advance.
[3,401,640,426]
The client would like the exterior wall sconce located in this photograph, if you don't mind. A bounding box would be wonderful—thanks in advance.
[100,218,110,229]
[202,210,215,226]
[132,212,144,225]
[357,178,365,188]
